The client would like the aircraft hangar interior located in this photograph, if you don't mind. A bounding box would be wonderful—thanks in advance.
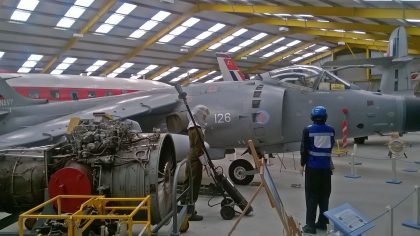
[1,0,420,235]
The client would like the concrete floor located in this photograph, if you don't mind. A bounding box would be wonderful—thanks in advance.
[2,133,420,235]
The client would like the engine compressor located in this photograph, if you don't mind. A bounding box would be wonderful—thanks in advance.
[0,117,191,230]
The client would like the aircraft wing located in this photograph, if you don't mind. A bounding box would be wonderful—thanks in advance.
[322,57,394,67]
[0,92,180,149]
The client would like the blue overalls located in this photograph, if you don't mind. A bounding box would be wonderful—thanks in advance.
[302,123,335,228]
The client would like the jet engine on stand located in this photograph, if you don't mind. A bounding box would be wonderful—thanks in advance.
[0,117,191,234]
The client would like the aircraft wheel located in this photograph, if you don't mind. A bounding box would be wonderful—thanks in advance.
[220,205,235,220]
[354,137,366,144]
[229,159,254,185]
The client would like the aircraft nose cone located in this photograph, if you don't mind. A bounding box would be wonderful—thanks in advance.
[404,96,420,132]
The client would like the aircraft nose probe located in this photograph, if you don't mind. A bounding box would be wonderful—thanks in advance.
[175,85,253,220]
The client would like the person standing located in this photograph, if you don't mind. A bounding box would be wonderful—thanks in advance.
[183,105,210,221]
[300,106,335,234]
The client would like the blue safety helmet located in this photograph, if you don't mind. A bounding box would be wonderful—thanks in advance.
[311,106,328,122]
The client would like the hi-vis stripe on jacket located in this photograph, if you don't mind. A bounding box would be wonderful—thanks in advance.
[307,124,335,169]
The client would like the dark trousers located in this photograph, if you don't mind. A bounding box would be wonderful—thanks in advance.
[305,167,332,227]
[183,127,204,204]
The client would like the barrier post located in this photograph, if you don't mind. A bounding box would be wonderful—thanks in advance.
[386,155,402,184]
[386,205,394,236]
[402,185,420,230]
[345,144,361,178]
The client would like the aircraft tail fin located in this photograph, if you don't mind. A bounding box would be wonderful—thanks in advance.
[216,52,248,81]
[386,26,408,58]
[0,75,48,107]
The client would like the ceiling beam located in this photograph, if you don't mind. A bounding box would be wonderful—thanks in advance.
[289,28,388,41]
[101,6,199,75]
[300,46,347,65]
[251,17,420,37]
[245,42,314,73]
[148,19,253,80]
[197,3,420,20]
[42,0,117,73]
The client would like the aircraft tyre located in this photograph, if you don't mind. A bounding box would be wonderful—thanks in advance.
[354,137,367,144]
[229,159,254,185]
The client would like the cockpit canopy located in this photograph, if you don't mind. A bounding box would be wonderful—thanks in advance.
[267,65,352,91]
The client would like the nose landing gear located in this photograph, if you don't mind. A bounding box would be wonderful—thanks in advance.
[228,159,254,185]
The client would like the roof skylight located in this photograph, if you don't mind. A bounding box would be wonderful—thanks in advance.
[85,60,107,75]
[51,57,77,75]
[131,65,158,79]
[227,32,267,53]
[205,75,222,83]
[17,54,43,73]
[158,17,200,43]
[129,11,171,39]
[208,28,248,50]
[107,62,134,78]
[0,51,4,58]
[95,3,136,34]
[153,67,179,81]
[170,69,199,82]
[184,23,225,47]
[10,0,39,22]
[249,37,285,56]
[56,0,94,29]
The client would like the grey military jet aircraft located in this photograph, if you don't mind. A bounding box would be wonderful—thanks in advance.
[1,60,420,185]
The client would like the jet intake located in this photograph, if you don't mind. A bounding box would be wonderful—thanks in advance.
[404,96,420,132]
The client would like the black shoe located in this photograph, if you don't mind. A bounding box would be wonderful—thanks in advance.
[189,212,203,221]
[315,222,327,230]
[302,225,316,234]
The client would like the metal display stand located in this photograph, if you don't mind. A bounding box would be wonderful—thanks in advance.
[402,185,420,230]
[345,144,361,179]
[324,203,374,236]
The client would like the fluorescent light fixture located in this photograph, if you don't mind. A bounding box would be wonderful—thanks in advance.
[0,51,4,58]
[152,11,171,21]
[272,37,285,44]
[96,24,114,33]
[86,65,100,72]
[17,0,39,11]
[317,19,330,22]
[352,30,366,34]
[140,20,158,30]
[146,65,158,70]
[56,17,75,28]
[94,60,107,66]
[295,14,313,17]
[56,63,70,70]
[169,67,179,72]
[196,31,212,40]
[160,71,171,77]
[51,69,64,75]
[315,46,329,52]
[182,17,200,27]
[63,57,77,63]
[10,10,31,22]
[75,0,94,7]
[260,44,272,50]
[302,52,314,58]
[159,34,175,43]
[18,67,31,73]
[185,39,200,46]
[239,40,255,47]
[209,43,222,50]
[233,28,247,36]
[262,52,275,58]
[65,6,85,18]
[287,40,301,47]
[275,14,291,17]
[105,13,125,25]
[208,23,225,32]
[170,26,187,36]
[294,50,303,54]
[406,19,420,23]
[291,56,303,62]
[28,54,43,61]
[188,69,198,74]
[249,50,259,55]
[228,46,242,53]
[107,73,118,78]
[252,33,267,41]
[22,61,37,68]
[334,29,345,33]
[274,46,287,53]
[220,36,234,44]
[129,29,146,38]
[116,3,136,15]
[121,63,134,68]
[114,68,126,74]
